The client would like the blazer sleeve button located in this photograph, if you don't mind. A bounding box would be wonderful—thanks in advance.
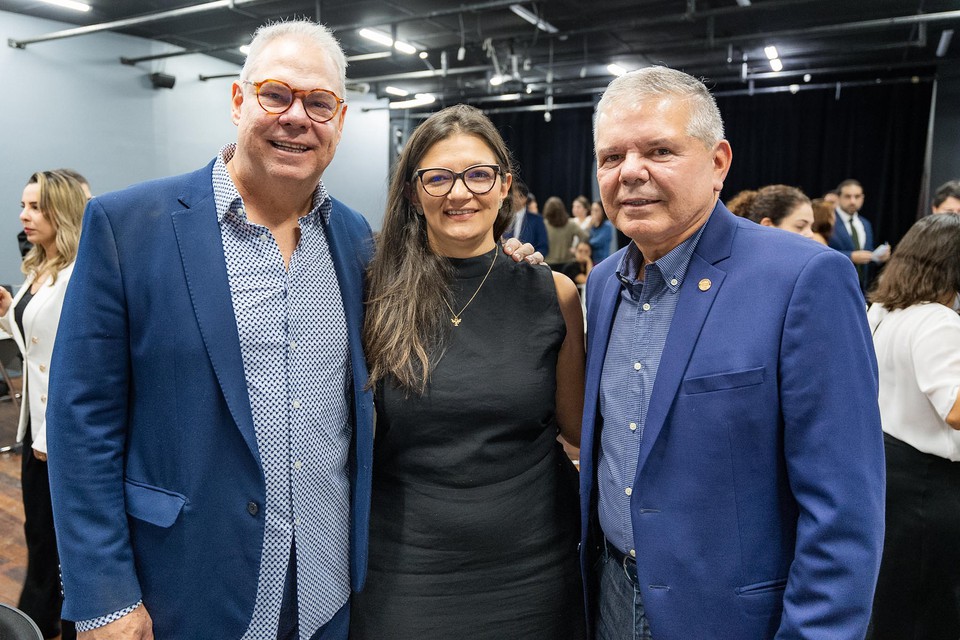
[247,501,259,516]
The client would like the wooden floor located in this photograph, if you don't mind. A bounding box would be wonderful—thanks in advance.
[0,376,27,608]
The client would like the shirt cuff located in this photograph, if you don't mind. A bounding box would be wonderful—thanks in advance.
[74,601,142,632]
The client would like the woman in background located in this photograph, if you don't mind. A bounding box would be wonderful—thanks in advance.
[739,184,815,239]
[810,197,835,245]
[571,195,592,233]
[353,104,585,640]
[543,196,588,266]
[866,213,960,640]
[0,170,85,640]
[587,200,614,263]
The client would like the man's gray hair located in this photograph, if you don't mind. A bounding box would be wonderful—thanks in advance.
[240,19,348,97]
[594,66,725,147]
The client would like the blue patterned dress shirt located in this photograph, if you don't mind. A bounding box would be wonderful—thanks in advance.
[77,144,353,639]
[597,224,706,557]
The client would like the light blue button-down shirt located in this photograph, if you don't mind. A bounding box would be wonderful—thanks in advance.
[597,224,706,556]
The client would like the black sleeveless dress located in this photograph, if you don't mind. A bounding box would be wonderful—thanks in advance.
[350,245,585,640]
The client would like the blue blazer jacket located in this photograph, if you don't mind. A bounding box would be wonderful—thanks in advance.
[579,203,885,640]
[46,161,374,637]
[828,210,875,255]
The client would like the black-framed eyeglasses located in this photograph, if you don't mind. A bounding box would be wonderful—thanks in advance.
[412,164,503,197]
[242,79,345,123]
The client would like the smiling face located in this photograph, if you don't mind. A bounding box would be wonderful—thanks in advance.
[20,182,57,254]
[595,94,731,261]
[229,36,346,197]
[411,133,512,258]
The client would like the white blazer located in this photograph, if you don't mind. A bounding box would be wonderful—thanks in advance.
[0,262,75,453]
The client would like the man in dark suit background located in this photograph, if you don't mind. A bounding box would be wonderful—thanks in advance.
[828,178,889,293]
[580,66,885,640]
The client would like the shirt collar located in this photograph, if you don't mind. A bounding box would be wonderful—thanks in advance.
[212,143,332,225]
[615,220,708,293]
[835,207,857,224]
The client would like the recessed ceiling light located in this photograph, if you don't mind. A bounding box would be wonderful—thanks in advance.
[770,58,783,72]
[39,0,91,11]
[764,45,779,60]
[384,86,409,97]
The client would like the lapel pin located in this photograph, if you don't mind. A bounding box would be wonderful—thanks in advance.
[698,278,712,291]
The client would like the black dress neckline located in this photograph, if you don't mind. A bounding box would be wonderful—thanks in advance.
[446,244,501,279]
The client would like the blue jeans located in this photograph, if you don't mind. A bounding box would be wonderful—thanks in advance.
[596,547,653,640]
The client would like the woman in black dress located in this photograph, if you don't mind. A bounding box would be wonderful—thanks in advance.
[352,104,586,640]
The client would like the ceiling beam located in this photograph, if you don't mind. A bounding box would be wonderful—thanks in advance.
[7,0,274,49]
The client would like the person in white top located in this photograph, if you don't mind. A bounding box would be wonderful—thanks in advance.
[0,170,87,640]
[865,212,960,640]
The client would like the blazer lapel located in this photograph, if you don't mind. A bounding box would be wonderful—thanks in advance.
[581,269,623,483]
[633,204,734,478]
[171,170,258,459]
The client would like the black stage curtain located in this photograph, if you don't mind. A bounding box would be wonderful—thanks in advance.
[718,81,933,248]
[492,81,932,248]
[489,108,595,208]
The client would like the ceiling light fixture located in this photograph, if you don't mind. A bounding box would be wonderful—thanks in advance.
[735,0,751,5]
[419,51,429,60]
[770,58,783,72]
[509,4,559,35]
[347,52,392,62]
[384,86,409,97]
[39,0,91,11]
[937,29,954,58]
[607,63,627,77]
[358,27,419,55]
[239,45,250,55]
[764,45,779,60]
[389,93,436,109]
[489,74,506,86]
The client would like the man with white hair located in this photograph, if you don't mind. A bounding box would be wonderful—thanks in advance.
[578,66,885,639]
[46,19,536,640]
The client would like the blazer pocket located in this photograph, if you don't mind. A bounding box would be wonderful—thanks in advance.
[736,577,787,618]
[682,366,765,395]
[124,479,187,528]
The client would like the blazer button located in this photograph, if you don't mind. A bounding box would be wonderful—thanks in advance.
[31,336,39,344]
[39,364,47,373]
[247,501,259,516]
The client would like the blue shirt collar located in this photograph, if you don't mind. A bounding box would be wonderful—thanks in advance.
[614,218,709,293]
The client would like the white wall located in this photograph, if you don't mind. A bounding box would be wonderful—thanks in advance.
[1,10,388,285]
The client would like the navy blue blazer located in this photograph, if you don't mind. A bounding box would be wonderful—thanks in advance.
[828,209,875,256]
[46,161,374,637]
[503,209,549,255]
[579,203,885,639]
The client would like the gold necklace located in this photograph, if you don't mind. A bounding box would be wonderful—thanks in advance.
[443,247,498,327]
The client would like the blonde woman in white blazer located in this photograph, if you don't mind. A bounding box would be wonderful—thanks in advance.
[0,170,86,640]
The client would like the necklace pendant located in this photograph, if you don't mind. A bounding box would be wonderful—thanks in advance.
[451,317,462,327]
